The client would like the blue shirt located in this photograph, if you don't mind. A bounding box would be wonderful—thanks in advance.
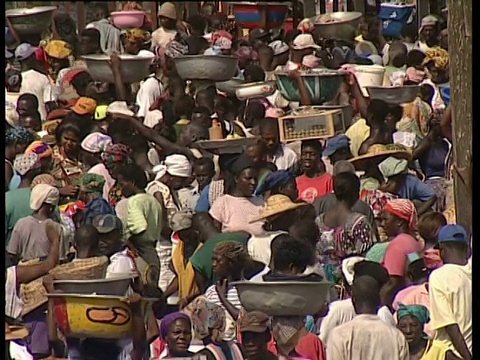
[195,184,211,212]
[397,174,435,201]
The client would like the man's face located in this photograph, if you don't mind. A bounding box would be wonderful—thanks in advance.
[260,129,279,154]
[194,165,215,191]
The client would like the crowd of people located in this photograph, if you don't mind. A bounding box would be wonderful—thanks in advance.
[4,2,471,360]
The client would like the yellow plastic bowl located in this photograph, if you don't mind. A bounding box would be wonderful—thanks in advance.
[47,293,156,339]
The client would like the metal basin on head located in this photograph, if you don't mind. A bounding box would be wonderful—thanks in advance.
[312,12,363,41]
[174,55,239,82]
[6,6,56,36]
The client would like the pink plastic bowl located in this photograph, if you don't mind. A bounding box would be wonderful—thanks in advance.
[110,10,146,29]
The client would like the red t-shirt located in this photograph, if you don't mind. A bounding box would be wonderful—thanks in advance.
[296,173,334,204]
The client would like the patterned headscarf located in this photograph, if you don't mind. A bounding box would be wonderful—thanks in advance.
[191,298,226,344]
[80,173,106,194]
[101,143,132,172]
[422,47,449,71]
[396,303,430,326]
[211,30,233,50]
[384,199,418,231]
[165,40,188,58]
[14,153,41,176]
[5,127,34,146]
[24,141,54,160]
[297,18,315,34]
[159,312,191,342]
[123,28,151,45]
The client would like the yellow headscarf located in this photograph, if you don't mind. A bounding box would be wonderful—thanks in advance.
[123,28,151,44]
[422,47,449,71]
[44,40,72,60]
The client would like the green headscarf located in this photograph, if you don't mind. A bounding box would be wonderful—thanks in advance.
[396,303,430,326]
[80,173,105,195]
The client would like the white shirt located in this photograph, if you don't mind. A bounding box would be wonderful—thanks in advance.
[20,69,53,120]
[319,298,396,345]
[270,145,298,171]
[247,231,286,266]
[151,27,177,49]
[106,250,137,279]
[136,75,165,119]
[429,262,472,357]
[327,314,409,360]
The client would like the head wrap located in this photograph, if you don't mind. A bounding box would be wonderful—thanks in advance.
[165,40,188,58]
[80,173,106,194]
[30,184,60,211]
[61,68,88,88]
[153,154,192,180]
[14,153,41,176]
[31,174,56,188]
[5,127,34,146]
[123,28,151,44]
[81,132,112,154]
[378,157,409,179]
[341,256,366,285]
[101,143,132,172]
[269,40,289,56]
[422,47,449,71]
[44,40,72,59]
[235,46,259,61]
[25,141,54,160]
[384,199,418,231]
[297,18,315,34]
[255,170,294,196]
[396,303,430,326]
[211,30,233,50]
[191,298,226,344]
[159,312,191,341]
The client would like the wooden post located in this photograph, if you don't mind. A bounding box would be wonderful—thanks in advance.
[447,0,472,231]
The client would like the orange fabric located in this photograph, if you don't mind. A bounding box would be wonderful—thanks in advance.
[171,240,202,299]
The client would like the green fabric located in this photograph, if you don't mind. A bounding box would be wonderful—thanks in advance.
[173,119,190,142]
[189,232,250,290]
[365,242,390,263]
[125,193,162,245]
[5,188,32,245]
[81,173,105,194]
[397,303,430,325]
[360,177,380,191]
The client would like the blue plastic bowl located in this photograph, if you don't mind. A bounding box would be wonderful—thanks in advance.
[275,70,345,105]
[439,84,450,106]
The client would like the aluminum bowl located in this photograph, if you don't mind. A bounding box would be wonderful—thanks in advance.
[174,55,239,82]
[47,294,157,339]
[275,69,346,105]
[6,6,56,36]
[230,2,291,30]
[312,12,363,41]
[53,275,136,296]
[216,79,245,95]
[83,53,154,84]
[366,85,420,105]
[232,281,334,316]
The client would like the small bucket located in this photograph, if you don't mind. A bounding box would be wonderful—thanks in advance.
[352,65,386,97]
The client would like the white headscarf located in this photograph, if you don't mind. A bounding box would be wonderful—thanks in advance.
[30,184,60,211]
[153,154,192,180]
[341,256,365,285]
[81,132,112,153]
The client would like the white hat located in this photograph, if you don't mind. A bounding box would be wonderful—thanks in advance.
[106,101,134,117]
[81,132,112,154]
[269,40,289,56]
[292,34,320,51]
[341,256,365,285]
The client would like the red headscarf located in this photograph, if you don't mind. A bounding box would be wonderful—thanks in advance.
[384,199,418,231]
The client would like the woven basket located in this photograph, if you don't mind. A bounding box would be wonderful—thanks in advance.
[20,256,109,316]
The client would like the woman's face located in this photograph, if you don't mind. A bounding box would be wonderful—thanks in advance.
[397,315,423,345]
[380,210,398,237]
[166,318,192,354]
[60,130,79,154]
[235,168,258,197]
[212,251,230,279]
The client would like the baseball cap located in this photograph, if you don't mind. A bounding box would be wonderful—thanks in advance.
[71,97,97,115]
[239,311,270,333]
[92,214,123,234]
[292,34,320,50]
[249,28,269,41]
[171,210,195,233]
[435,224,468,248]
[323,135,351,157]
[95,105,108,121]
[269,40,289,56]
[15,43,38,61]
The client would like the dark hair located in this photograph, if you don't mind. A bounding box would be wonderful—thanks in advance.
[55,119,83,144]
[351,275,381,309]
[74,224,99,251]
[407,258,428,282]
[245,101,266,127]
[289,220,319,247]
[81,28,101,44]
[118,163,148,189]
[93,3,110,17]
[188,14,207,33]
[406,49,426,68]
[367,99,389,124]
[17,93,39,108]
[70,71,92,97]
[173,95,195,119]
[353,260,389,287]
[214,96,233,116]
[195,87,216,110]
[271,234,315,272]
[417,212,447,245]
[192,212,216,232]
[193,157,215,173]
[401,23,418,42]
[419,83,435,104]
[185,35,209,55]
[301,140,323,155]
[63,111,92,136]
[334,172,360,207]
[259,118,279,133]
[244,65,266,83]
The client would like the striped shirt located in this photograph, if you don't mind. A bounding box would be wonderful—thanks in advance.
[205,285,242,342]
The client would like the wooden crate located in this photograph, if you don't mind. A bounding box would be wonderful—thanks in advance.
[277,109,342,143]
